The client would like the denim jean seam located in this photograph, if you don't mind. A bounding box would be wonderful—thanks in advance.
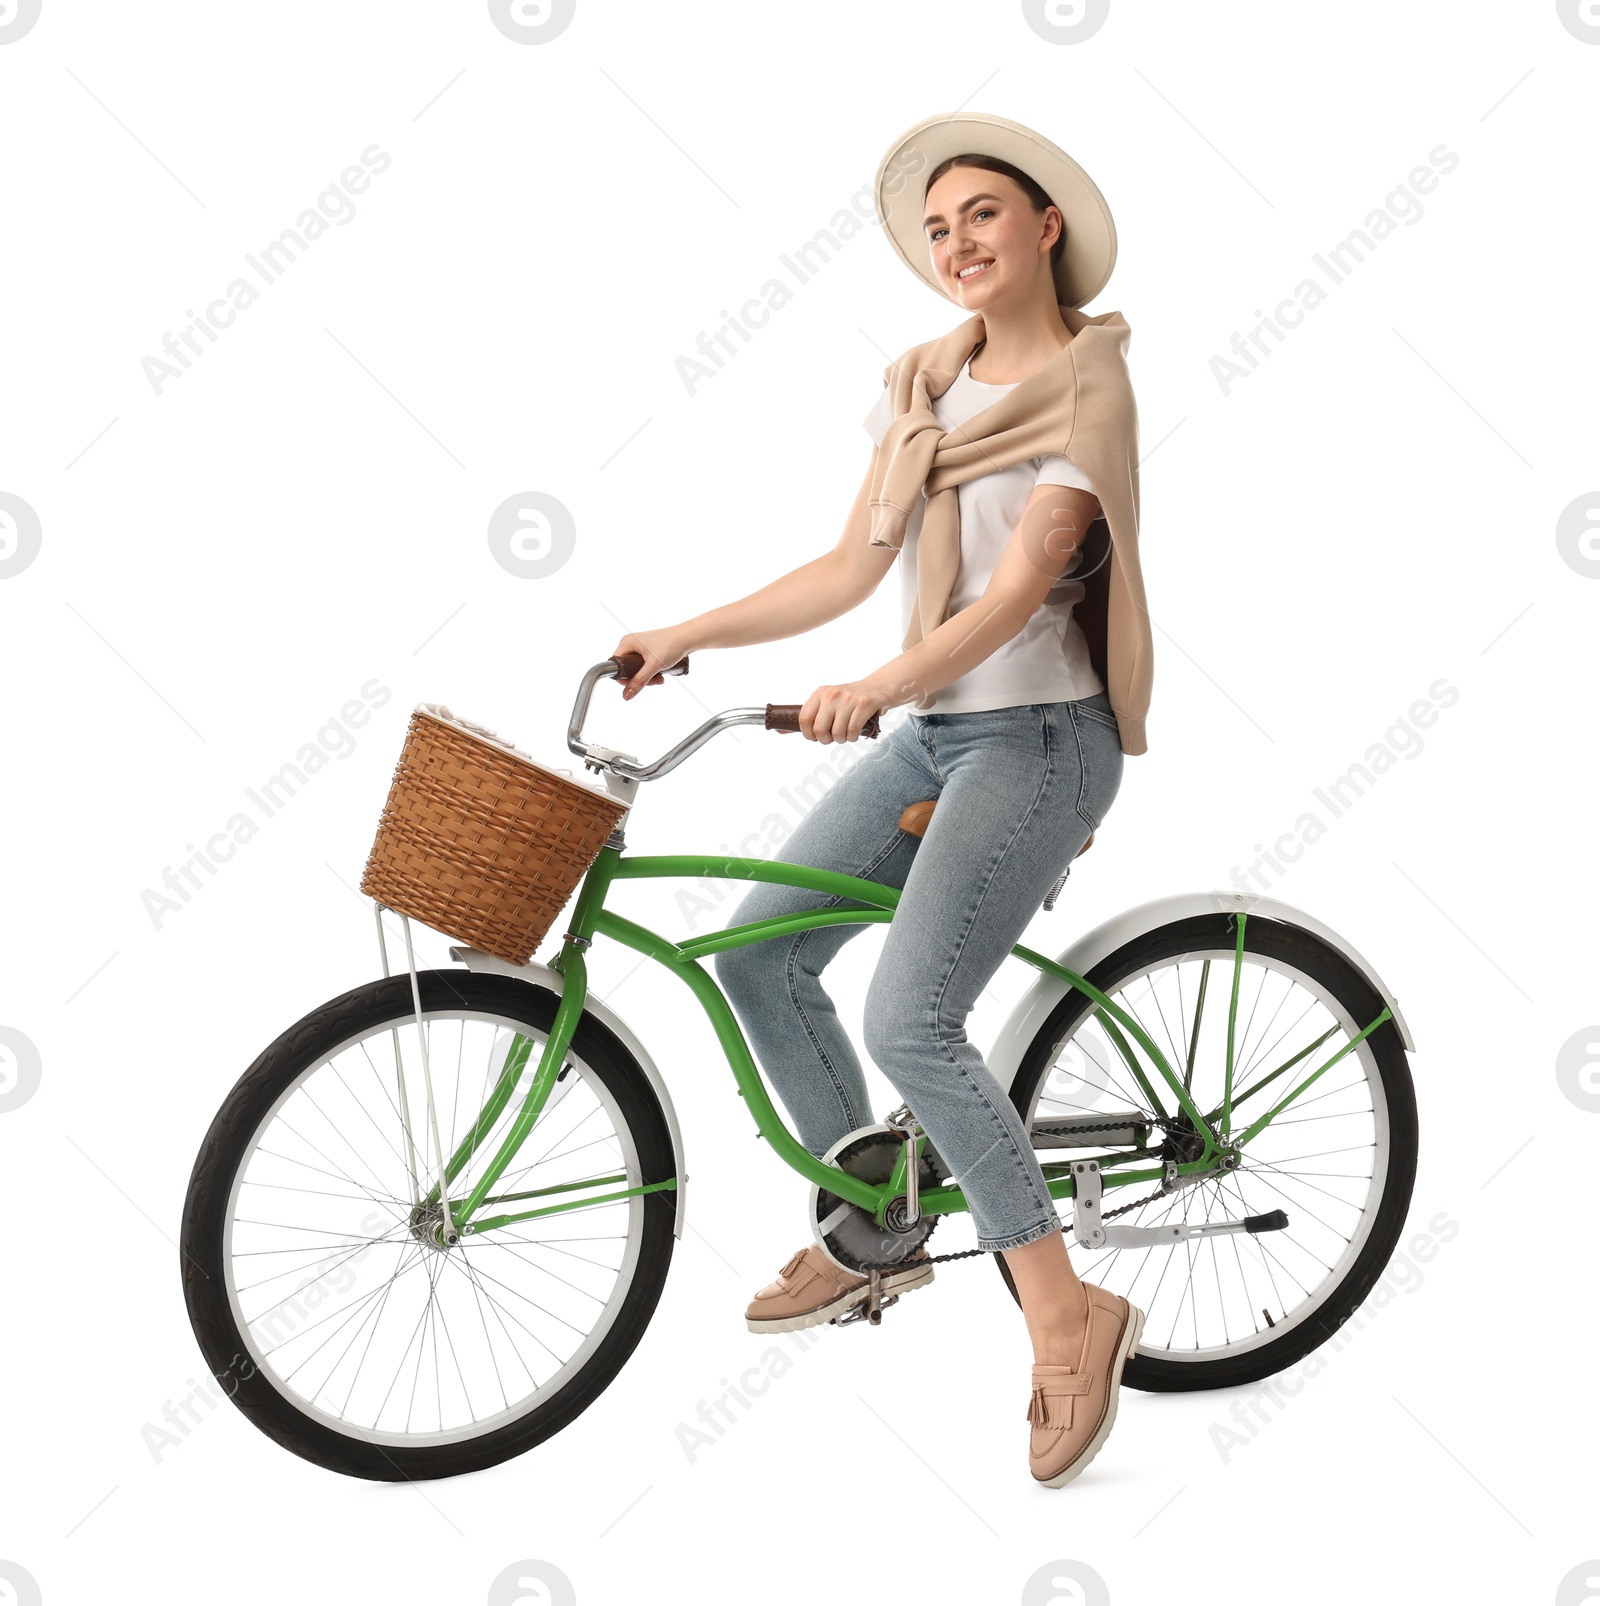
[927,709,1054,1034]
[781,820,910,1133]
[888,709,940,789]
[924,711,1054,1076]
[917,717,941,781]
[1073,701,1119,732]
[979,1215,1064,1253]
[782,928,860,1133]
[937,1059,1055,1237]
[1067,705,1102,834]
[916,723,1057,1237]
[954,1123,1057,1247]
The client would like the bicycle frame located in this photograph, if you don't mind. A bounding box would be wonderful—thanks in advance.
[418,849,1395,1240]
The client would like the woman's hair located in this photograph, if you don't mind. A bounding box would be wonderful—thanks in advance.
[924,152,1066,275]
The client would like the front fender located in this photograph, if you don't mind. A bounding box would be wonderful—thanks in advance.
[447,946,688,1238]
[987,889,1415,1098]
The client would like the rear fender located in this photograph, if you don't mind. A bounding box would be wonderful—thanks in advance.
[988,890,1415,1098]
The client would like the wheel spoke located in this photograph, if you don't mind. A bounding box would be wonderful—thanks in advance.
[271,1239,429,1380]
[1240,1154,1370,1217]
[212,1002,659,1448]
[1018,938,1400,1364]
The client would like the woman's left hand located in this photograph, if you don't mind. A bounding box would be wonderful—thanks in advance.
[799,676,902,744]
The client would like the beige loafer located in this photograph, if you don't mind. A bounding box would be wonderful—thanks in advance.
[1026,1281,1145,1487]
[744,1243,933,1334]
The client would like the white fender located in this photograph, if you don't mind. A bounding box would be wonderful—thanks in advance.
[446,946,688,1238]
[987,889,1415,1098]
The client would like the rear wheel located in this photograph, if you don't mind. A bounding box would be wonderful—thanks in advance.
[1000,913,1417,1391]
[181,970,676,1479]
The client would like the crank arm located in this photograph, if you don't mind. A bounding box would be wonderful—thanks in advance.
[882,1104,924,1230]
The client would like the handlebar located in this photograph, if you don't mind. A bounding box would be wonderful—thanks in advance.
[566,653,882,784]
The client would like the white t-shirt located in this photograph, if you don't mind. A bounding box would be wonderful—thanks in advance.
[863,356,1105,715]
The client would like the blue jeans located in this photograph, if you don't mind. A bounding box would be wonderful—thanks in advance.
[713,691,1125,1252]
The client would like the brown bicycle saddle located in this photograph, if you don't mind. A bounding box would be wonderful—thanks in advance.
[897,799,1094,857]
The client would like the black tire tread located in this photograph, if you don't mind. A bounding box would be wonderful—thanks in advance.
[1002,913,1418,1393]
[180,970,676,1480]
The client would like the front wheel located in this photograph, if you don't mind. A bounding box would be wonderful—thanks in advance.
[1000,912,1418,1392]
[180,970,677,1480]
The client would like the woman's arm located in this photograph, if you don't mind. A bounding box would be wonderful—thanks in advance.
[799,483,1102,742]
[610,449,896,699]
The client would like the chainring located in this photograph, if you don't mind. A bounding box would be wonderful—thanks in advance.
[810,1126,950,1276]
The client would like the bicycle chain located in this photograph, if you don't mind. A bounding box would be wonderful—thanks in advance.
[844,1116,1177,1272]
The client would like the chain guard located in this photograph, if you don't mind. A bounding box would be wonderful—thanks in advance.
[809,1126,949,1276]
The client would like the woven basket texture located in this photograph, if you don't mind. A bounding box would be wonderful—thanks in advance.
[360,709,628,965]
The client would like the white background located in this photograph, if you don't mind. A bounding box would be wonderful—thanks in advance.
[2,2,1596,1602]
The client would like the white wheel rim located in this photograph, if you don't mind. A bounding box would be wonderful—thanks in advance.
[221,1009,648,1447]
[1025,948,1393,1361]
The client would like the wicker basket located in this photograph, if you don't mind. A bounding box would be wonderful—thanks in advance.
[360,704,630,965]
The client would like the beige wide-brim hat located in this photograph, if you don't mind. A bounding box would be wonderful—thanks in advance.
[874,111,1117,310]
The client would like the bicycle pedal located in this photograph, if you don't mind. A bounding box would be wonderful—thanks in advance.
[831,1284,899,1328]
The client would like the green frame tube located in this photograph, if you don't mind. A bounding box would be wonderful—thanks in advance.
[432,848,1392,1234]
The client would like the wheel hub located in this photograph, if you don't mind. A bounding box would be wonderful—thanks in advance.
[1160,1115,1209,1168]
[408,1201,460,1251]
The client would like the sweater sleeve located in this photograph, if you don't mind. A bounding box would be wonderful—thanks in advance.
[863,385,891,448]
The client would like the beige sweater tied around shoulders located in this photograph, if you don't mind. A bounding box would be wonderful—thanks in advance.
[865,303,1153,757]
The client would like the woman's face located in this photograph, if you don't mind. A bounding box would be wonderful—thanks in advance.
[921,166,1060,309]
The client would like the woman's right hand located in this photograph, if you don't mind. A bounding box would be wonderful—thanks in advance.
[610,629,695,701]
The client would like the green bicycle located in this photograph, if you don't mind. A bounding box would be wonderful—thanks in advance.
[180,653,1419,1481]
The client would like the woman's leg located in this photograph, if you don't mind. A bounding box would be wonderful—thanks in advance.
[1005,1229,1092,1364]
[861,694,1125,1359]
[711,713,945,1160]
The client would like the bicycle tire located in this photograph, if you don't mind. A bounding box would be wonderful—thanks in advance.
[997,912,1418,1393]
[180,969,677,1480]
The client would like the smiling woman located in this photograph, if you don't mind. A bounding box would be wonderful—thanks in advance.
[608,110,1153,1490]
[920,154,1068,308]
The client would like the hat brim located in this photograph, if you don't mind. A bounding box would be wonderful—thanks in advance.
[874,112,1117,310]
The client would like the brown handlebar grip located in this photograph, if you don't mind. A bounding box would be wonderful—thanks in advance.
[765,705,881,740]
[611,651,690,685]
